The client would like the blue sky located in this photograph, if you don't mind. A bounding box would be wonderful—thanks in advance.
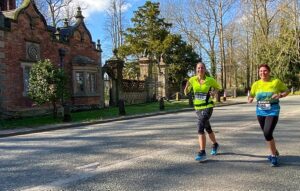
[79,0,156,61]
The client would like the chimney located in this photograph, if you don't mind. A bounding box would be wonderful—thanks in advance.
[8,0,16,10]
[0,0,16,11]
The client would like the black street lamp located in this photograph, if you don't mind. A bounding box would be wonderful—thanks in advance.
[58,48,66,105]
[59,48,66,64]
[58,48,71,122]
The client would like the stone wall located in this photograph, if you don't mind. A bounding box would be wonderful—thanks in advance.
[123,92,147,104]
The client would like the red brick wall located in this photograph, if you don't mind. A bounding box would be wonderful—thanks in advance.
[72,96,100,105]
[0,2,100,111]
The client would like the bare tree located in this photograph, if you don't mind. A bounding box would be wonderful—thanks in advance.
[224,23,238,88]
[34,0,83,27]
[236,0,298,87]
[160,0,219,78]
[208,0,236,89]
[104,0,127,50]
[293,0,300,56]
[161,0,300,91]
[161,0,237,89]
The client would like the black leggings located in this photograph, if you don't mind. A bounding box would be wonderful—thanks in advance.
[196,108,213,134]
[257,116,279,141]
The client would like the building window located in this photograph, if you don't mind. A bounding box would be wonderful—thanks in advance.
[21,63,33,96]
[74,71,98,95]
[86,72,96,93]
[75,72,84,93]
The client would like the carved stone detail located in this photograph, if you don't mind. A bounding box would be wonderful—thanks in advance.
[26,42,40,61]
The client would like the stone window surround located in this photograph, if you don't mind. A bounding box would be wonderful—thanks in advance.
[72,66,99,97]
[21,62,34,96]
[21,63,99,98]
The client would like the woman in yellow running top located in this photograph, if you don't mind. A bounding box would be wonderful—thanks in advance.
[184,62,221,161]
[248,64,289,167]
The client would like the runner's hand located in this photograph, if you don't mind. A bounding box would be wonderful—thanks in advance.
[248,97,254,103]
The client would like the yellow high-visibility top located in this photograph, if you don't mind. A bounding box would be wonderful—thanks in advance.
[250,78,288,116]
[187,76,221,110]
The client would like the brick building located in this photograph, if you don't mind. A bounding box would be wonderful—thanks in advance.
[0,0,104,118]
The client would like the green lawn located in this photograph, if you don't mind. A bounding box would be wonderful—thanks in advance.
[0,100,191,130]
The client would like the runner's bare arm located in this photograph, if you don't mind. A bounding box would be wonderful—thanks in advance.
[271,91,290,99]
[184,81,191,96]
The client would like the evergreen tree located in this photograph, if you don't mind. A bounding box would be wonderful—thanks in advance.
[118,1,199,90]
[163,34,199,88]
[118,1,171,60]
[28,59,68,118]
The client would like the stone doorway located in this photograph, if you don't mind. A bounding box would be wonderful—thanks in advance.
[103,72,111,107]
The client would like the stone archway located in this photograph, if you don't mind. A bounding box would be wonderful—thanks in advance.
[102,53,124,106]
[103,72,111,107]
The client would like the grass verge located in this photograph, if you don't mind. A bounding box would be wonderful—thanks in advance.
[0,100,191,130]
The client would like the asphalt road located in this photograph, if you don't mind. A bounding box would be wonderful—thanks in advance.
[0,96,299,191]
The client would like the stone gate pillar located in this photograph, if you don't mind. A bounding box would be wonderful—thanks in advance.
[96,40,104,107]
[104,50,124,106]
[157,59,168,98]
[139,57,155,102]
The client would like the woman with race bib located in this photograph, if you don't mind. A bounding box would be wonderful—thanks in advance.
[248,64,289,167]
[184,62,221,161]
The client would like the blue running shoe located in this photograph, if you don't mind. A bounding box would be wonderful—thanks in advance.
[195,150,206,161]
[270,156,279,167]
[267,150,279,161]
[210,143,219,155]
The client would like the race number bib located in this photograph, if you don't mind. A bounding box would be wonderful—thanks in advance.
[257,100,271,110]
[195,92,207,100]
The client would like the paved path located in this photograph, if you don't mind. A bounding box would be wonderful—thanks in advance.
[0,95,299,191]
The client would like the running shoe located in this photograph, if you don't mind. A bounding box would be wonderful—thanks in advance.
[267,150,279,161]
[210,143,219,155]
[195,150,206,161]
[270,155,279,167]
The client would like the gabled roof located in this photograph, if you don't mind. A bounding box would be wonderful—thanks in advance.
[3,0,47,26]
[41,6,94,44]
[1,0,95,46]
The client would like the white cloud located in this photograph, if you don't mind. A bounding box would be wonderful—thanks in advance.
[74,0,133,18]
[70,0,109,18]
[121,3,132,12]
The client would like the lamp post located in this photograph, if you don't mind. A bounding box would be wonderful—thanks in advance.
[58,48,66,105]
[58,48,71,122]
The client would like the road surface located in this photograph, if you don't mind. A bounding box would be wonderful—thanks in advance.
[0,96,299,191]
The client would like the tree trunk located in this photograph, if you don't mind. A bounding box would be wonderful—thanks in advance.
[52,101,57,119]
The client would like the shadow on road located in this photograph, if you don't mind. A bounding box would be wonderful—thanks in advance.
[280,155,300,167]
[205,152,300,167]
